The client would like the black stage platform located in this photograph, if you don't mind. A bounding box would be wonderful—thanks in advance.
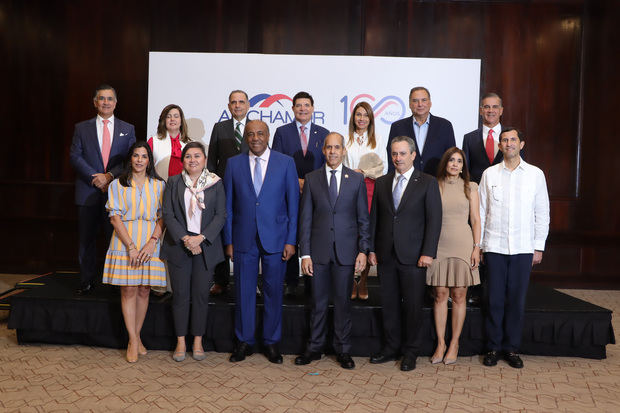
[4,272,615,359]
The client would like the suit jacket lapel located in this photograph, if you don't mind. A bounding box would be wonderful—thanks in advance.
[291,122,303,153]
[397,169,421,213]
[319,166,333,208]
[109,119,123,159]
[176,177,188,226]
[383,171,396,215]
[405,116,421,157]
[87,118,105,169]
[246,153,260,199]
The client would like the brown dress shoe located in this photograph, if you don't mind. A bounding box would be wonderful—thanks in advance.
[210,283,226,296]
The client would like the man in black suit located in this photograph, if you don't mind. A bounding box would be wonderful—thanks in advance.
[462,92,504,184]
[387,86,455,175]
[368,135,442,371]
[207,90,250,296]
[294,132,370,369]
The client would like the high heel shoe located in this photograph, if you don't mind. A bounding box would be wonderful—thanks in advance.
[358,273,368,300]
[351,278,358,300]
[430,344,446,364]
[444,345,459,365]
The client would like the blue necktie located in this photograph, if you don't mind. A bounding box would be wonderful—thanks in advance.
[393,174,405,209]
[329,170,338,206]
[253,157,263,196]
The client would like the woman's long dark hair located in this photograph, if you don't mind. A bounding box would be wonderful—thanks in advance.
[436,146,472,200]
[119,141,164,187]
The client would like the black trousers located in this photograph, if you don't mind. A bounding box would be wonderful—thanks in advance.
[77,202,113,287]
[307,245,355,354]
[168,253,213,337]
[377,250,426,358]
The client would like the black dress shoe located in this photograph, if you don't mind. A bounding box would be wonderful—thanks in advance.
[264,344,283,364]
[337,353,355,369]
[210,283,227,296]
[295,351,322,365]
[400,356,417,371]
[369,351,397,364]
[229,342,253,362]
[483,350,499,366]
[284,285,296,298]
[503,352,524,368]
[76,284,94,295]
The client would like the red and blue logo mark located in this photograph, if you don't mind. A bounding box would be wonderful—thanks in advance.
[340,94,406,125]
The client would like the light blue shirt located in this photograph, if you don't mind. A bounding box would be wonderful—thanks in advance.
[412,116,430,155]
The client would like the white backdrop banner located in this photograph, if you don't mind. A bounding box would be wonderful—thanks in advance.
[147,52,480,148]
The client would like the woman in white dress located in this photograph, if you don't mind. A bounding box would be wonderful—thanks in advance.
[343,101,388,300]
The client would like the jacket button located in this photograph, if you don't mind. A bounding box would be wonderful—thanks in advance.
[256,202,259,206]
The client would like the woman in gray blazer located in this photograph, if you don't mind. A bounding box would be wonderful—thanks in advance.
[161,141,226,362]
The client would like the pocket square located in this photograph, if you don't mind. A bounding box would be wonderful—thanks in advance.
[120,132,127,136]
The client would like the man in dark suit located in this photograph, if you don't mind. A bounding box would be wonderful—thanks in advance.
[387,86,456,176]
[272,91,329,297]
[294,132,370,370]
[224,120,299,364]
[207,90,250,296]
[462,92,504,184]
[368,135,442,371]
[69,84,136,294]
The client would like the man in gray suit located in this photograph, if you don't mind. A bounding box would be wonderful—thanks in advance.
[294,132,370,369]
[207,90,250,296]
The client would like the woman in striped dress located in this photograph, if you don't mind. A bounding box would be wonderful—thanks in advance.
[103,141,166,363]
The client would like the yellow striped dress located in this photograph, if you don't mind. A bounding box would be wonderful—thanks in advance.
[102,178,167,286]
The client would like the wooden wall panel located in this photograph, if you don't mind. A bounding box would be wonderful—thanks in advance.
[2,0,619,286]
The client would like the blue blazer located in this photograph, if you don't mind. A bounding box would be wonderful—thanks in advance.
[69,117,136,206]
[387,114,455,176]
[272,121,329,179]
[299,165,370,265]
[223,150,299,254]
[462,127,505,184]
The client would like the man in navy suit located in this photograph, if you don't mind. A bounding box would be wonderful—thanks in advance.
[294,132,370,370]
[387,86,456,176]
[224,120,299,364]
[207,90,250,296]
[69,84,136,294]
[272,91,329,297]
[462,93,505,184]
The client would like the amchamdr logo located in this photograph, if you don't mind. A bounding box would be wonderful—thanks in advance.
[217,93,326,125]
[340,94,406,125]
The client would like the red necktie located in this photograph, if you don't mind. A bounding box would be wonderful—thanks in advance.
[300,125,308,156]
[485,129,495,164]
[102,119,111,169]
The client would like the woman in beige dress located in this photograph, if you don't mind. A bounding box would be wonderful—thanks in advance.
[427,147,481,364]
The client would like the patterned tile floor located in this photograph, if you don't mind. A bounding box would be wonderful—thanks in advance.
[0,289,618,412]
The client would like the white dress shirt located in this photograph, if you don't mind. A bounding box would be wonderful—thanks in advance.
[96,115,115,150]
[325,163,343,193]
[233,116,247,136]
[413,115,430,155]
[344,132,389,176]
[249,147,270,182]
[479,158,550,254]
[482,123,502,158]
[392,165,415,205]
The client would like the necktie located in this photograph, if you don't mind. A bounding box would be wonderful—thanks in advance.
[485,129,495,164]
[393,174,405,209]
[253,157,263,196]
[101,119,111,170]
[300,125,308,156]
[329,170,338,206]
[234,122,243,150]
